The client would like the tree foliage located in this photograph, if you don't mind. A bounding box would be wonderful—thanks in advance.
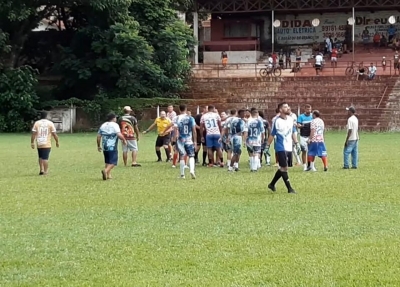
[0,0,195,131]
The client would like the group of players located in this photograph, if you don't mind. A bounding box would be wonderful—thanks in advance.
[142,102,328,193]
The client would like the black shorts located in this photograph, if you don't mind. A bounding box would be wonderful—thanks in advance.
[315,64,321,70]
[156,135,170,147]
[38,148,51,160]
[296,57,301,61]
[196,131,206,146]
[277,151,293,168]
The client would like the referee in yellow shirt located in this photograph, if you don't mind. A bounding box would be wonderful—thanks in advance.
[143,111,172,162]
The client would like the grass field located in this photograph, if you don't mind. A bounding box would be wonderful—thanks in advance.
[1,132,400,286]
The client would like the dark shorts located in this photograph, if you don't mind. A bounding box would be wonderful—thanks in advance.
[277,151,293,168]
[315,64,321,70]
[296,57,301,61]
[103,150,118,165]
[156,135,170,147]
[38,148,51,160]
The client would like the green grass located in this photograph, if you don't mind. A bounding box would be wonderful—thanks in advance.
[1,132,400,286]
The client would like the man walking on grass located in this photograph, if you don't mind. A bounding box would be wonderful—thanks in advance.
[31,111,59,175]
[118,106,141,167]
[97,113,127,180]
[343,106,359,169]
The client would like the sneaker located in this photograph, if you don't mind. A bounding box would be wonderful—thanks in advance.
[268,184,276,192]
[351,167,357,169]
[178,175,185,179]
[288,188,297,194]
[324,167,328,172]
[343,166,349,169]
[306,167,317,172]
[172,165,176,168]
[157,159,162,162]
[190,172,196,179]
[234,168,239,172]
[184,165,189,169]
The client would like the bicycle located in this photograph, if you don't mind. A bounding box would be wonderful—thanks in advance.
[345,62,367,76]
[259,65,282,77]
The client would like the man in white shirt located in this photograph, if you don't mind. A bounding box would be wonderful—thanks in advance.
[368,62,377,80]
[315,53,323,76]
[343,106,359,169]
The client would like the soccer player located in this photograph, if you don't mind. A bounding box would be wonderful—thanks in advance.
[307,110,328,172]
[166,105,177,159]
[195,106,208,165]
[221,109,236,168]
[265,102,300,193]
[271,108,281,166]
[164,104,197,179]
[118,106,141,167]
[288,106,302,166]
[244,109,265,172]
[227,110,245,172]
[200,105,223,167]
[142,111,172,162]
[97,113,127,180]
[31,111,59,175]
[258,110,271,166]
[297,104,313,171]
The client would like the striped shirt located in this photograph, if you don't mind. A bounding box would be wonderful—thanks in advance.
[201,112,221,135]
[310,118,325,142]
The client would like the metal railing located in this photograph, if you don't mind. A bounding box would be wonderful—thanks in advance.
[191,60,395,78]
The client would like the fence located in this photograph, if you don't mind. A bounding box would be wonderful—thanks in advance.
[191,60,394,78]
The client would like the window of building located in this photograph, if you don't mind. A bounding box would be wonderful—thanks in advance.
[224,23,250,38]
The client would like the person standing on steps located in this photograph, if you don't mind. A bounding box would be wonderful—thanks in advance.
[221,51,228,68]
[118,106,141,167]
[343,106,359,169]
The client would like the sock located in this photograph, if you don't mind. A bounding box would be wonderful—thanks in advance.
[220,157,223,164]
[227,160,231,167]
[189,157,195,173]
[310,161,315,169]
[165,149,170,160]
[270,169,282,186]
[202,151,207,164]
[249,157,254,170]
[234,162,238,168]
[281,171,293,190]
[267,155,271,164]
[180,160,185,176]
[194,151,198,161]
[307,161,311,168]
[173,153,178,166]
[257,157,261,168]
[275,153,278,164]
[322,156,328,168]
[208,157,213,165]
[156,150,161,160]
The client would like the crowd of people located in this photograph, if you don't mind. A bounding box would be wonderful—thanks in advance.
[30,103,360,194]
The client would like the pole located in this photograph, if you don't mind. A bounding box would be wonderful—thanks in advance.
[271,10,275,53]
[352,7,355,62]
[157,106,160,118]
[70,103,73,134]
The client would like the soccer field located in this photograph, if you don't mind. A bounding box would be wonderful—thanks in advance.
[1,132,400,286]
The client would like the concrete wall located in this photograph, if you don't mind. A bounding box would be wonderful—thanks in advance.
[48,107,76,133]
[203,51,263,64]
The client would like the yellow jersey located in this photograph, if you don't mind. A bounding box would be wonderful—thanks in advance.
[155,117,171,135]
[32,119,57,148]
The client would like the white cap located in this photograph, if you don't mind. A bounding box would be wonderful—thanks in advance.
[123,106,132,112]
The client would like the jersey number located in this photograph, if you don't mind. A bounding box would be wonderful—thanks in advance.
[183,125,189,134]
[205,119,217,129]
[249,128,258,137]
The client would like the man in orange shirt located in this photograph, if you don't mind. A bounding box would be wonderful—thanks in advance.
[331,46,338,68]
[31,111,59,175]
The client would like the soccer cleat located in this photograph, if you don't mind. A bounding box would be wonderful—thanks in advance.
[268,184,276,192]
[324,167,328,172]
[288,188,297,194]
[157,159,162,162]
[178,175,185,179]
[172,165,176,168]
[190,172,196,179]
[234,168,239,172]
[39,172,44,175]
[306,167,317,172]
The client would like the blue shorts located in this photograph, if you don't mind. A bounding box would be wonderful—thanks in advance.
[231,135,242,155]
[103,150,118,165]
[308,142,327,157]
[38,148,51,160]
[206,134,221,149]
[247,145,262,154]
[177,141,195,157]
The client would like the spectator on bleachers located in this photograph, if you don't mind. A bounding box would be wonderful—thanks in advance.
[368,63,377,80]
[373,32,381,49]
[380,35,388,47]
[388,25,397,43]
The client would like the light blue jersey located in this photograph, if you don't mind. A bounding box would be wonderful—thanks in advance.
[174,114,195,143]
[98,122,121,151]
[228,117,245,136]
[247,118,265,146]
[271,117,297,152]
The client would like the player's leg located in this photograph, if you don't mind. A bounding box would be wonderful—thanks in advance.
[214,135,224,167]
[177,141,186,178]
[307,142,317,171]
[202,132,208,166]
[351,140,358,168]
[37,149,44,175]
[163,136,171,162]
[253,146,261,171]
[247,145,254,171]
[195,133,201,164]
[172,141,179,168]
[105,151,118,179]
[343,141,352,169]
[206,135,214,166]
[155,136,162,162]
[122,142,129,166]
[185,143,196,179]
[233,136,242,171]
[39,148,51,175]
[319,143,328,171]
[286,152,293,168]
[131,140,140,166]
[300,136,309,171]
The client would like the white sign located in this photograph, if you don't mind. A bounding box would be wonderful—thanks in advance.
[275,11,400,44]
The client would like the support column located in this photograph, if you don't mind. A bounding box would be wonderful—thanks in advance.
[352,7,355,62]
[271,10,275,53]
[193,11,199,64]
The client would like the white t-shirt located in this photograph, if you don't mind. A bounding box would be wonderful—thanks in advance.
[369,66,377,74]
[347,115,359,140]
[315,55,323,65]
[271,117,296,152]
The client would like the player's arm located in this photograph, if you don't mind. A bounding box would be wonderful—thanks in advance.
[143,121,156,133]
[345,121,353,146]
[133,120,140,141]
[297,116,303,128]
[96,133,102,152]
[117,131,127,145]
[200,122,205,142]
[51,124,59,147]
[308,122,315,143]
[161,122,174,135]
[192,122,197,147]
[30,131,37,149]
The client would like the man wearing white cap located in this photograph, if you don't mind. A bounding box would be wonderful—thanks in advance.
[118,106,141,167]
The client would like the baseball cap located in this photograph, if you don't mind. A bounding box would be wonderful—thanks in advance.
[123,106,132,112]
[346,106,356,113]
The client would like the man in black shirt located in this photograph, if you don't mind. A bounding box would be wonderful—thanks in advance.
[297,104,313,171]
[195,106,208,165]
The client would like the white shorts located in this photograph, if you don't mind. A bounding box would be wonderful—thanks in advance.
[331,57,337,62]
[300,136,309,152]
[122,140,138,152]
